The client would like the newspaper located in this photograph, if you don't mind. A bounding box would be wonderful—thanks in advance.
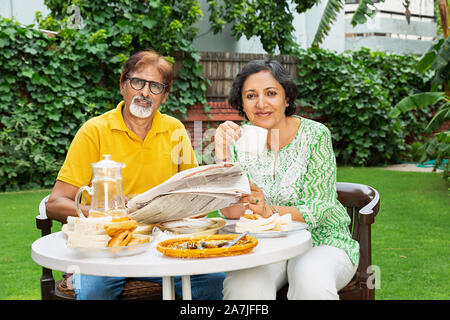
[127,163,250,224]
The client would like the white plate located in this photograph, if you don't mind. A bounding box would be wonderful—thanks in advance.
[67,235,152,258]
[158,218,226,236]
[222,222,308,238]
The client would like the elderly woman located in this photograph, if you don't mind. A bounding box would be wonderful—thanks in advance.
[214,60,359,300]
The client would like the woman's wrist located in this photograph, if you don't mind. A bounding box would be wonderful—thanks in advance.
[214,147,232,163]
[263,204,277,217]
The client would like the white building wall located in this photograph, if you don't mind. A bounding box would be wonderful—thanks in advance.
[298,0,346,52]
[366,0,434,16]
[345,0,436,55]
[192,3,239,53]
[0,0,49,25]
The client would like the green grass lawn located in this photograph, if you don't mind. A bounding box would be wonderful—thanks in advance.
[337,167,449,300]
[0,189,54,299]
[0,167,448,300]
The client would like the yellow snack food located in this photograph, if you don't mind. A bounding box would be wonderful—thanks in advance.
[107,230,130,247]
[104,220,137,237]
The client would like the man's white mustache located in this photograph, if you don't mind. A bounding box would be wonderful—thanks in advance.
[132,96,153,107]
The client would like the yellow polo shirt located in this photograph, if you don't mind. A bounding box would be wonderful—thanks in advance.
[57,101,198,197]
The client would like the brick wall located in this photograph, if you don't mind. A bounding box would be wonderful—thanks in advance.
[181,101,245,151]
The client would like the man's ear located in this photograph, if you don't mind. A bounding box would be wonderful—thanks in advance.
[119,81,125,96]
[161,91,169,104]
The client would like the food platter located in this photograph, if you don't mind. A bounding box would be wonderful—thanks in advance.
[156,234,258,258]
[67,235,152,258]
[222,221,308,238]
[62,216,153,257]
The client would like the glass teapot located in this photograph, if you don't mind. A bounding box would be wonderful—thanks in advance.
[75,155,127,218]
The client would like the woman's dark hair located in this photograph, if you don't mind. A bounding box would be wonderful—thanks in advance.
[228,59,298,118]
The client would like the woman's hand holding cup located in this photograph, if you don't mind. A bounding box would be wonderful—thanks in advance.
[214,120,241,162]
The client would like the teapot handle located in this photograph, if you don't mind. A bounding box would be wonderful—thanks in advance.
[75,186,92,218]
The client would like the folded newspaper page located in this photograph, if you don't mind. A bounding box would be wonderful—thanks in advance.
[127,163,251,224]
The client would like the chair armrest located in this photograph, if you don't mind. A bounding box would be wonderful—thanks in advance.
[36,195,52,236]
[337,182,380,225]
[39,195,50,219]
[358,186,380,225]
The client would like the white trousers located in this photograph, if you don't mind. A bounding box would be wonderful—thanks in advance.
[223,245,358,300]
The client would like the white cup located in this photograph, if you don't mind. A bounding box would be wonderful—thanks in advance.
[235,125,268,156]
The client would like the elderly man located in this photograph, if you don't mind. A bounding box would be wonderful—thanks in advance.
[46,48,225,300]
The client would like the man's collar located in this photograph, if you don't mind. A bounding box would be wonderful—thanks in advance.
[109,101,128,131]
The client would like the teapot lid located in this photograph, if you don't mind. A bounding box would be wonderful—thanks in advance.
[92,155,125,169]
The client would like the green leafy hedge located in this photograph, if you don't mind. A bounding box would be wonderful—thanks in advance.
[0,19,75,191]
[0,18,433,190]
[0,0,209,191]
[296,47,433,166]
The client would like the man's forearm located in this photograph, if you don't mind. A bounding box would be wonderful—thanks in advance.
[46,197,89,224]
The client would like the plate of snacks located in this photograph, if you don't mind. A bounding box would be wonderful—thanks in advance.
[63,216,152,257]
[222,213,308,238]
[156,234,258,258]
[157,217,226,236]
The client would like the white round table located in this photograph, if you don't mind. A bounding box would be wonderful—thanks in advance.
[32,229,311,299]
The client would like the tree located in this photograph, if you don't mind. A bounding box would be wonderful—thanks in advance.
[206,0,321,54]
